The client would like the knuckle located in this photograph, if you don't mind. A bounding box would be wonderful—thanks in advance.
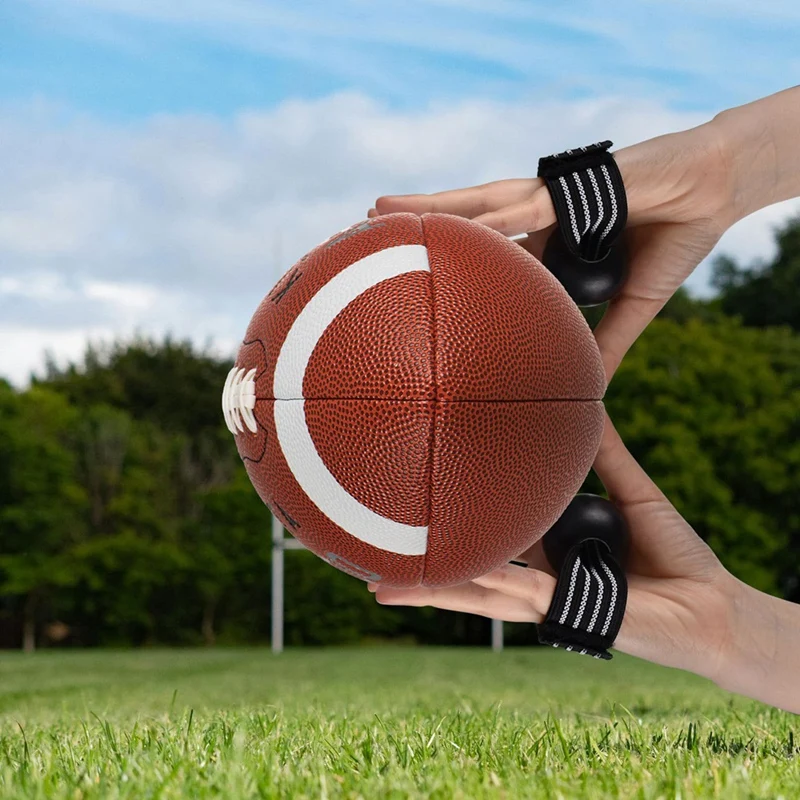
[525,569,543,595]
[523,202,540,232]
[476,589,493,614]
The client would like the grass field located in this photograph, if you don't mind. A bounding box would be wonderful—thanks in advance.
[0,647,797,799]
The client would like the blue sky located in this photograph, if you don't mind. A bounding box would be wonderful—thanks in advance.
[3,1,799,118]
[1,0,799,383]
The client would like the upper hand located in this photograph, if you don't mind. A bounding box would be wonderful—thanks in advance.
[369,120,735,379]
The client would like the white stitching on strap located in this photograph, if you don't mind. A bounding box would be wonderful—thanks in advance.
[572,565,592,628]
[586,565,604,633]
[597,164,618,248]
[599,555,619,637]
[558,556,582,625]
[558,175,582,248]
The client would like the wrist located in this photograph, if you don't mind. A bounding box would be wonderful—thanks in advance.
[706,574,759,691]
[675,569,747,690]
[710,576,800,713]
[710,104,781,224]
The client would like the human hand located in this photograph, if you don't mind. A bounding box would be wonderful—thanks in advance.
[371,414,739,685]
[369,122,733,379]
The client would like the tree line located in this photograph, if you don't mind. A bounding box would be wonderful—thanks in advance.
[1,217,799,650]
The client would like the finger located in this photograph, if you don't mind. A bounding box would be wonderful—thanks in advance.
[593,413,665,507]
[516,225,555,263]
[472,565,554,617]
[593,293,665,380]
[472,186,555,236]
[515,539,556,576]
[367,208,378,218]
[374,179,538,220]
[374,582,540,622]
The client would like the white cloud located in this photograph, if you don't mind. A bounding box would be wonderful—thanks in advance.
[83,280,162,310]
[1,325,117,386]
[0,92,797,385]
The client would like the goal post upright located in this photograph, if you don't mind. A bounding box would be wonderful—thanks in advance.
[270,515,285,654]
[270,517,503,653]
[271,518,308,654]
[491,618,504,652]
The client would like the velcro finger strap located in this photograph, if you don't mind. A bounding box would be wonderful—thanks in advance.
[537,141,627,262]
[537,539,627,660]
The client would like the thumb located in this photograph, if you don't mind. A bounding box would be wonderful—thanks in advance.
[592,413,665,508]
[593,294,665,381]
[593,413,717,577]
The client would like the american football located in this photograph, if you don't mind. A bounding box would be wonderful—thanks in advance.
[223,212,606,587]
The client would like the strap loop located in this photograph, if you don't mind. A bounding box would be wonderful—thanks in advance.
[537,538,627,660]
[537,141,627,263]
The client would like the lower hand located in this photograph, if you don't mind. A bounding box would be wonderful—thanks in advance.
[371,415,738,685]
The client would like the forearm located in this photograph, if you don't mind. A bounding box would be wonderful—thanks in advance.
[712,86,800,223]
[714,578,800,714]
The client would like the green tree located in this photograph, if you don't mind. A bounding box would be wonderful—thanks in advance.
[713,215,800,330]
[38,336,233,434]
[284,550,401,646]
[75,405,132,533]
[604,317,800,594]
[188,468,272,645]
[0,387,87,651]
[67,418,192,646]
[4,313,796,650]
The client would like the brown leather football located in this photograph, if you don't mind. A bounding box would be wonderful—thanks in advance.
[222,213,605,587]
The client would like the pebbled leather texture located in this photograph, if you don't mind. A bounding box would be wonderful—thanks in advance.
[232,213,606,587]
[423,214,606,402]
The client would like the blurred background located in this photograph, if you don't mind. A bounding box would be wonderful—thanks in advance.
[1,1,799,652]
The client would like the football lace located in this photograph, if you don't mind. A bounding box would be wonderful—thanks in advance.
[222,366,258,435]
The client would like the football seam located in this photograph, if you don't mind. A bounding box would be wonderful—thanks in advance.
[238,398,605,465]
[256,397,605,403]
[422,216,438,586]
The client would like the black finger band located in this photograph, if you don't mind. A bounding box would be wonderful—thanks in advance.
[537,141,627,262]
[537,539,627,660]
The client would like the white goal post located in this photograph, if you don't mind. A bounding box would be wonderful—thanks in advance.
[270,514,505,653]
